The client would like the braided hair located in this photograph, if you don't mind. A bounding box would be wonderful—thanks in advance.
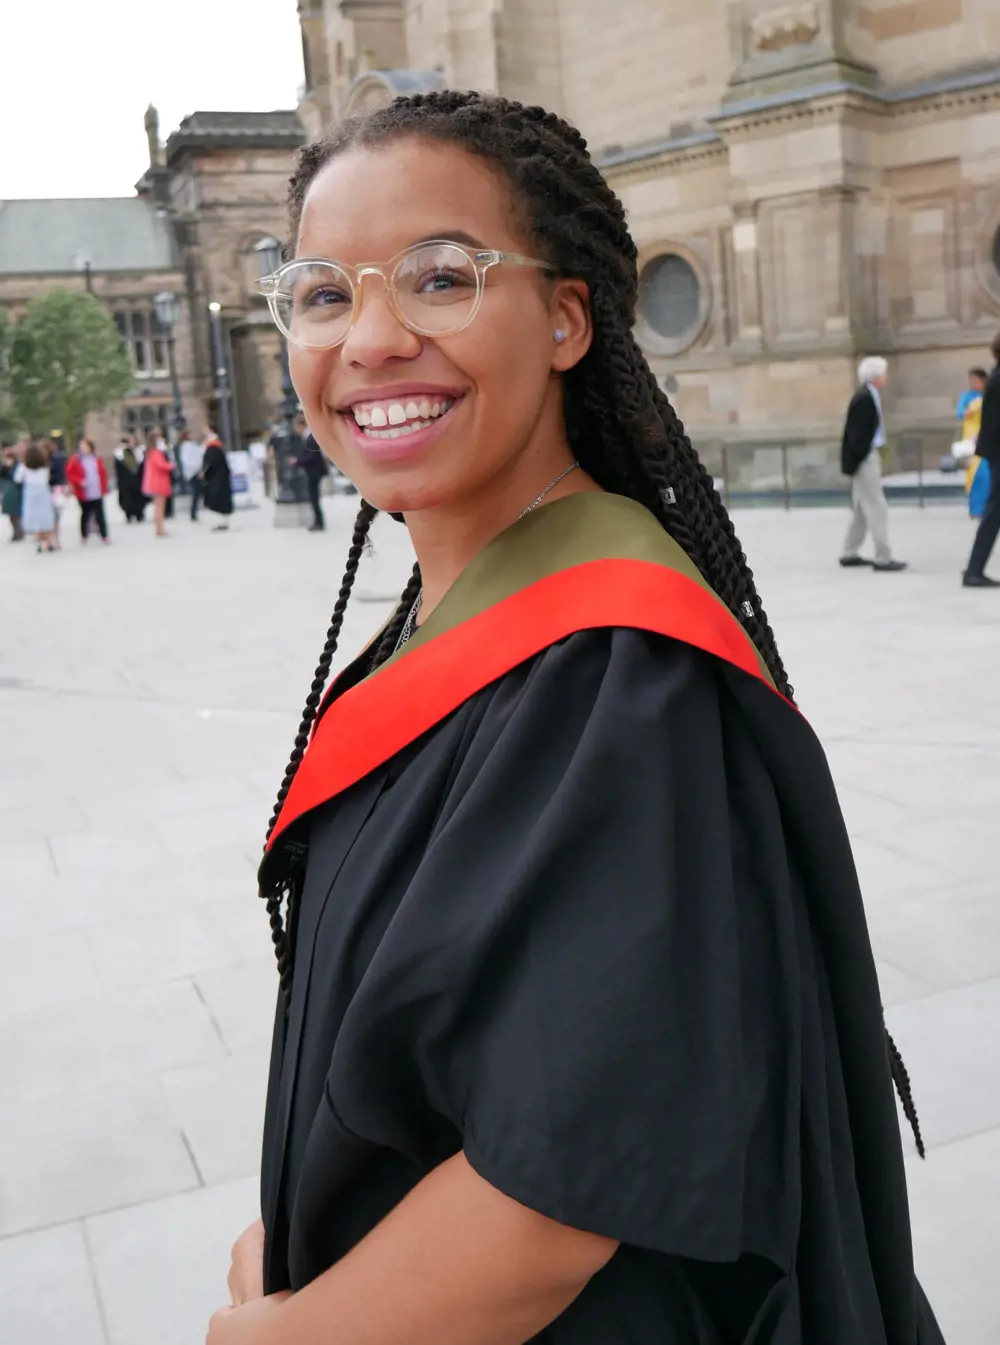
[263,90,923,1154]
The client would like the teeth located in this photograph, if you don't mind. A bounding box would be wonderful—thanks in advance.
[362,419,433,440]
[352,396,456,431]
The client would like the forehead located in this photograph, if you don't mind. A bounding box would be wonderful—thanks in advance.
[296,138,523,261]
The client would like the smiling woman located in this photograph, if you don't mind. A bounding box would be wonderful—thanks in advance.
[208,92,945,1345]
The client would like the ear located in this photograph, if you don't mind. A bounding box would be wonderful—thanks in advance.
[550,278,592,373]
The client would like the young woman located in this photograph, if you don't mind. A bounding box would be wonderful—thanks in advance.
[141,430,173,537]
[66,438,110,544]
[209,93,944,1345]
[19,442,56,552]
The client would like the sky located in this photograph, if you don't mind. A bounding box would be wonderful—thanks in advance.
[0,0,304,200]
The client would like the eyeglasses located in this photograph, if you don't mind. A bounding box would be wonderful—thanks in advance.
[258,240,556,350]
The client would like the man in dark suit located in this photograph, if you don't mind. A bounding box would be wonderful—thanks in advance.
[839,356,907,572]
[962,332,1000,588]
[292,418,330,532]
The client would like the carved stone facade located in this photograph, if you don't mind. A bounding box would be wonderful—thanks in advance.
[299,0,1000,476]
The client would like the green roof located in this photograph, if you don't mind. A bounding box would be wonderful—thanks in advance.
[0,197,178,275]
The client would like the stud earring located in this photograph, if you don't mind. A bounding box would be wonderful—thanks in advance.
[554,329,566,342]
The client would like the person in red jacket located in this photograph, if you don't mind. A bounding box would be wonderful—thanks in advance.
[141,432,174,538]
[66,438,110,544]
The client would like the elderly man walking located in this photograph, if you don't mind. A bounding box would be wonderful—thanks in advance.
[839,356,907,572]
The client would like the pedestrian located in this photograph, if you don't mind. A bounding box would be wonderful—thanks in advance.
[141,432,173,538]
[18,442,56,552]
[45,436,69,549]
[838,356,907,572]
[113,435,147,522]
[178,428,204,520]
[1,445,25,541]
[961,331,1000,587]
[212,93,943,1345]
[200,430,233,531]
[294,420,330,531]
[66,437,110,544]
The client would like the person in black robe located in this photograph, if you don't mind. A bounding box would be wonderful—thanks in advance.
[200,433,233,532]
[113,436,146,522]
[208,94,945,1345]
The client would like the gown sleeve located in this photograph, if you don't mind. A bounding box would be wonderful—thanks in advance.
[327,628,796,1265]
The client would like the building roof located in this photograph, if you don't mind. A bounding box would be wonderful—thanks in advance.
[0,197,178,275]
[165,110,305,162]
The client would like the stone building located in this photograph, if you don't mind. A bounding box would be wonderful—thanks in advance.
[0,107,305,453]
[297,0,1000,484]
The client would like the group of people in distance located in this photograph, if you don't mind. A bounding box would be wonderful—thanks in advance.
[114,426,233,539]
[1,426,234,551]
[839,332,1000,586]
[0,434,104,552]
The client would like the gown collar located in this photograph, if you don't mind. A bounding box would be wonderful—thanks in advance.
[263,492,779,861]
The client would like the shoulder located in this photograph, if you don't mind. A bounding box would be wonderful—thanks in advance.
[461,627,724,764]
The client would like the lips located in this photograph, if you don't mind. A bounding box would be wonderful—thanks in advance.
[342,394,463,462]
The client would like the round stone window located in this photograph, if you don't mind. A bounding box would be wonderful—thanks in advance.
[638,253,702,343]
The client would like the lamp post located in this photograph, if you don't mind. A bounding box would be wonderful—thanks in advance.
[254,236,306,526]
[207,302,235,454]
[152,290,186,441]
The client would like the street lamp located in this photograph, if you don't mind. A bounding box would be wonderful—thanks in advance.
[207,301,235,454]
[152,290,185,440]
[254,236,306,525]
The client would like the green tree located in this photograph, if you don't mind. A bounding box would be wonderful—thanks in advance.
[0,308,18,441]
[8,289,133,439]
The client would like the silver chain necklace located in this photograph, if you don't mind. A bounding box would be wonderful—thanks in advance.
[395,462,580,652]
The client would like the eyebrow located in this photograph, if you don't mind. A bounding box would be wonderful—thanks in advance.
[412,231,488,249]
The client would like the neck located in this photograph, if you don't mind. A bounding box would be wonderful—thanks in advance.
[404,448,600,619]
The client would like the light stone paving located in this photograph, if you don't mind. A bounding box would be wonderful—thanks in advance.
[1,491,998,1343]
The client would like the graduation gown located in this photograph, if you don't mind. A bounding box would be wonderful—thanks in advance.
[201,442,233,515]
[259,492,945,1344]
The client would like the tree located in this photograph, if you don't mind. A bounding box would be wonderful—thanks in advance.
[0,308,18,441]
[8,289,133,440]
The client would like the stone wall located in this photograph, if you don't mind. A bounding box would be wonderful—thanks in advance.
[166,144,301,440]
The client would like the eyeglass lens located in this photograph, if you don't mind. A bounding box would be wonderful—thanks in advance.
[272,243,481,347]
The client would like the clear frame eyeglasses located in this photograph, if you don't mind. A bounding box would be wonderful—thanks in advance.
[258,240,556,351]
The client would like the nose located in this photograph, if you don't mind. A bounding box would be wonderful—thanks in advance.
[339,269,421,366]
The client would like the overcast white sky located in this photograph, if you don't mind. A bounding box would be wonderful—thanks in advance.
[0,0,304,199]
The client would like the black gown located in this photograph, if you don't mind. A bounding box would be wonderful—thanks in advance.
[202,442,233,516]
[259,492,944,1344]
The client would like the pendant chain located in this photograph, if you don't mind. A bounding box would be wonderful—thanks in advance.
[394,462,580,653]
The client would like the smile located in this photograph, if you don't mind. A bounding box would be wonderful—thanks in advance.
[351,397,457,440]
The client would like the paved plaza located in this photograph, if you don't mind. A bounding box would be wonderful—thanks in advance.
[1,491,998,1344]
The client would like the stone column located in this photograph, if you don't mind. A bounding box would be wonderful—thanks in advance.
[729,206,765,355]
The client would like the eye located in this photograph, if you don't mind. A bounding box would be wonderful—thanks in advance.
[295,282,352,310]
[415,267,474,295]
